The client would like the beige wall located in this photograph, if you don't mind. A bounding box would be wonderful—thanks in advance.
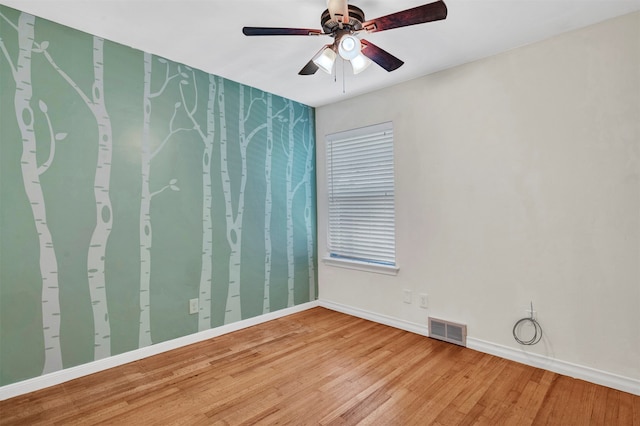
[316,12,639,379]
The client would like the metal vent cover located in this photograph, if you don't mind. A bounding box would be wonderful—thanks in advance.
[428,317,467,347]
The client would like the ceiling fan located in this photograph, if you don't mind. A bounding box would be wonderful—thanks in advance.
[242,0,448,76]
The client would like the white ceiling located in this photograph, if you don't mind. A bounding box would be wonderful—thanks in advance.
[1,0,639,107]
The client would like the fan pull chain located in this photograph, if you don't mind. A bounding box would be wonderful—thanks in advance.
[333,58,337,84]
[342,61,346,94]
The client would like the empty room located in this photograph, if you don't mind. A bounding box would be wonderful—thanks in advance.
[0,0,638,424]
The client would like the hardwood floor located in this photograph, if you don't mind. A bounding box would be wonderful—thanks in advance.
[1,307,638,425]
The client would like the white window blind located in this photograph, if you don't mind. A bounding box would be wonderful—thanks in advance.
[326,122,396,266]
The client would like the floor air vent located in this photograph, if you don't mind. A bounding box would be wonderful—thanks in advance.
[428,317,467,347]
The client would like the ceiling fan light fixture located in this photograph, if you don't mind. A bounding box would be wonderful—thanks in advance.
[312,46,337,74]
[338,35,361,61]
[350,53,372,74]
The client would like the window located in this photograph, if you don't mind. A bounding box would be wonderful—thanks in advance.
[326,122,397,274]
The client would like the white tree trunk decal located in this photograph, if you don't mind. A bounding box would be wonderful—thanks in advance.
[86,37,113,359]
[139,52,154,348]
[303,110,316,301]
[0,12,64,374]
[35,35,115,360]
[138,53,184,347]
[179,72,216,331]
[219,79,266,324]
[263,99,290,314]
[284,101,307,307]
[262,94,273,314]
[217,77,237,323]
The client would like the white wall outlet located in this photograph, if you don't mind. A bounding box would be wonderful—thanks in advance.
[419,293,428,309]
[189,298,198,315]
[403,289,412,304]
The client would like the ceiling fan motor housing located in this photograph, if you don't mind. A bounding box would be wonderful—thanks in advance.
[321,5,365,34]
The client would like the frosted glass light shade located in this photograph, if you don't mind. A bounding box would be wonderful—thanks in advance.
[338,35,361,61]
[350,53,372,74]
[312,47,337,74]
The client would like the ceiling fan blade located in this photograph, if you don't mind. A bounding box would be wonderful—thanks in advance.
[242,27,323,36]
[361,0,448,34]
[299,60,320,75]
[360,39,404,72]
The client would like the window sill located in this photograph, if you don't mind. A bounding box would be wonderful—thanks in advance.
[322,257,399,276]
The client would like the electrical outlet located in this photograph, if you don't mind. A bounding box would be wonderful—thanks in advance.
[419,293,428,309]
[189,298,198,315]
[403,289,412,304]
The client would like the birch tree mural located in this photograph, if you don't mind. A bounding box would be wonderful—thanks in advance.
[35,35,115,360]
[0,12,63,374]
[179,71,216,331]
[0,5,316,387]
[139,53,185,347]
[219,79,267,323]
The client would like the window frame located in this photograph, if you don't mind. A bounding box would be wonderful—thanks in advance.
[324,121,399,275]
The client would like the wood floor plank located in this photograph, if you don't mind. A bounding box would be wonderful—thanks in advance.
[1,307,637,425]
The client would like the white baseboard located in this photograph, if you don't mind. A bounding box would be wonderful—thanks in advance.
[319,299,639,396]
[318,300,429,336]
[466,337,640,396]
[0,301,319,401]
[3,300,638,400]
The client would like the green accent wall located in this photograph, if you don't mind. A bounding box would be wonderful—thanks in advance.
[0,5,317,386]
